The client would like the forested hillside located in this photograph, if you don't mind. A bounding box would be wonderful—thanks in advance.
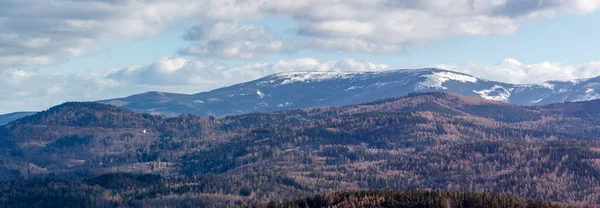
[2,92,600,206]
[250,190,573,208]
[0,175,572,208]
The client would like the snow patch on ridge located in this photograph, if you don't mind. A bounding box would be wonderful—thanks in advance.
[273,72,369,85]
[256,90,265,98]
[473,85,512,102]
[277,102,293,107]
[416,72,478,90]
[531,99,543,104]
[574,88,600,102]
[516,82,555,90]
[346,86,363,91]
[538,82,555,89]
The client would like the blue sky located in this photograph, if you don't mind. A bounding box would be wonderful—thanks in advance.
[40,12,600,73]
[2,0,600,113]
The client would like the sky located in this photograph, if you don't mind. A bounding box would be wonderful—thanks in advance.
[2,0,600,114]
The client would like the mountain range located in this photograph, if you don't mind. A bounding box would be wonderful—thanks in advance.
[2,92,600,206]
[96,68,600,116]
[3,68,600,125]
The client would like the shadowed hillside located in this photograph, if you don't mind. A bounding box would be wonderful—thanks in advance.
[0,175,573,208]
[1,93,600,206]
[250,190,572,208]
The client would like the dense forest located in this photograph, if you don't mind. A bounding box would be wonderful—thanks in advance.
[2,92,600,206]
[0,174,572,207]
[250,190,573,208]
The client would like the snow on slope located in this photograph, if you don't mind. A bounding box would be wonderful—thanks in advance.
[35,68,600,123]
[256,90,266,98]
[574,83,600,101]
[415,71,478,90]
[473,85,512,102]
[269,71,368,86]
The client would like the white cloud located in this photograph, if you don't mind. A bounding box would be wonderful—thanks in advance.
[0,57,389,113]
[2,0,600,65]
[179,0,600,56]
[437,58,600,84]
[0,55,54,66]
[179,22,295,59]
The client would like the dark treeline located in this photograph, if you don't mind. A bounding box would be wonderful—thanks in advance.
[250,190,573,208]
[0,175,574,208]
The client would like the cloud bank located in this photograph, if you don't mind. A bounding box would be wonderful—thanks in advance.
[438,58,600,84]
[2,0,600,65]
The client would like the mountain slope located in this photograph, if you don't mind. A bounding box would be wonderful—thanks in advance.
[97,68,600,118]
[3,68,600,125]
[0,177,573,208]
[0,112,35,126]
[0,93,597,173]
[252,190,572,208]
[3,93,600,205]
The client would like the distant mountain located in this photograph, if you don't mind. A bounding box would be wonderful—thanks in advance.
[6,102,159,128]
[3,68,600,126]
[97,68,600,117]
[0,112,36,126]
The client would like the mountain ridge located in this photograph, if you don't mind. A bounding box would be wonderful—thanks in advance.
[0,112,36,126]
[97,68,600,117]
[3,68,600,125]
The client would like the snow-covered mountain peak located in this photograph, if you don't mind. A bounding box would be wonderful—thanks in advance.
[5,67,600,126]
[263,68,472,87]
[278,71,362,84]
[74,68,600,124]
[261,71,381,86]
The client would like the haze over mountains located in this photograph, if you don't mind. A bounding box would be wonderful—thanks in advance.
[3,68,600,126]
[0,112,35,126]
